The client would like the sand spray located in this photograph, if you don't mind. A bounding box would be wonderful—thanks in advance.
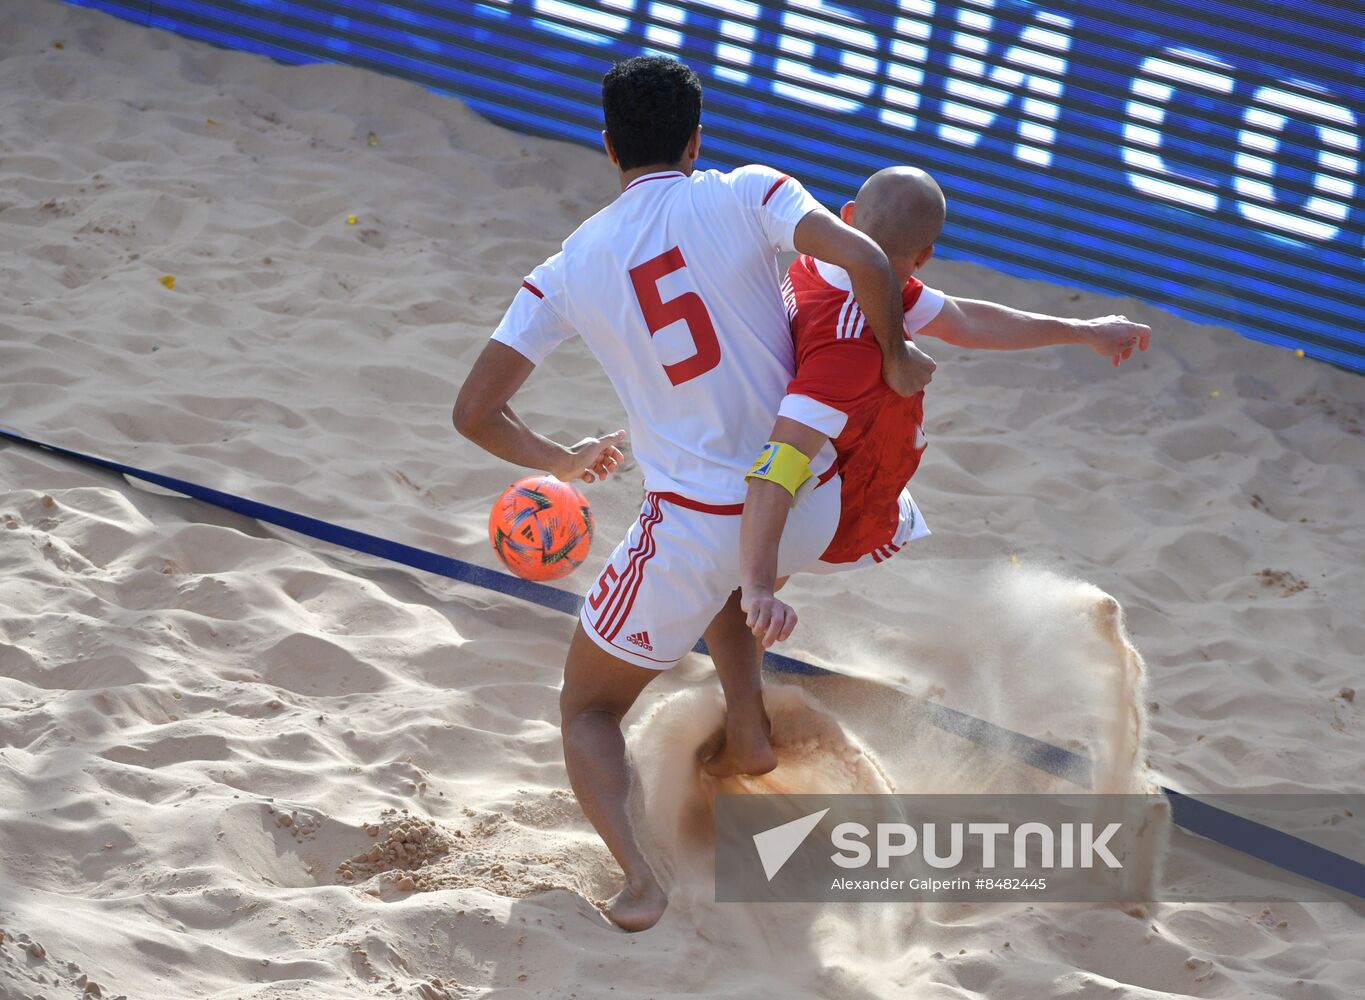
[625,567,1165,975]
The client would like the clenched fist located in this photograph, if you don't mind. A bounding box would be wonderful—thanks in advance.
[882,340,938,396]
[1080,316,1152,367]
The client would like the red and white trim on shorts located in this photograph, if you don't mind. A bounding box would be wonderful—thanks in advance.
[583,477,839,663]
[593,493,664,645]
[583,491,745,666]
[587,491,750,655]
[646,475,834,515]
[871,541,902,563]
[649,492,745,515]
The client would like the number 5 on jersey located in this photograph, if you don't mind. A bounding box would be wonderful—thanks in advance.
[628,246,722,386]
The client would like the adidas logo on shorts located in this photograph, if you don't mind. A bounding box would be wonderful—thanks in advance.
[625,631,653,652]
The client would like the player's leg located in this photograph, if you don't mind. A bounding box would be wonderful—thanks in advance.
[710,471,842,751]
[559,623,666,931]
[568,493,736,930]
[699,587,777,777]
[701,485,840,777]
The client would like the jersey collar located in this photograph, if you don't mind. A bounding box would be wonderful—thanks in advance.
[622,170,686,193]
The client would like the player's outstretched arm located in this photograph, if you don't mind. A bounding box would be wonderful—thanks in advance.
[454,341,625,484]
[921,297,1152,367]
[792,211,937,397]
[739,416,830,648]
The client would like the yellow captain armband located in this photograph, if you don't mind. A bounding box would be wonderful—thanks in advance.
[745,441,813,497]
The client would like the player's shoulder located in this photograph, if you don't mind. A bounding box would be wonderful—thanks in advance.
[523,213,625,301]
[553,199,633,276]
[900,274,925,310]
[787,257,859,344]
[561,199,620,247]
[785,253,819,288]
[728,162,790,182]
[710,163,796,201]
[903,276,946,332]
[788,254,847,296]
[900,274,947,310]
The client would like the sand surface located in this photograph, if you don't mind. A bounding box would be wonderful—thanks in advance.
[2,2,1364,997]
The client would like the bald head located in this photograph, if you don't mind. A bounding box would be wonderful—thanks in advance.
[849,166,946,267]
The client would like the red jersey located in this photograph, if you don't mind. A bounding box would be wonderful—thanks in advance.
[780,254,944,564]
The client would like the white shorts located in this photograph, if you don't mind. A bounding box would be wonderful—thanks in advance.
[805,486,931,576]
[579,478,841,670]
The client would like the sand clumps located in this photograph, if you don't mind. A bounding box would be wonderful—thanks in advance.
[337,810,452,891]
[0,928,125,1000]
[272,804,325,841]
[333,803,607,900]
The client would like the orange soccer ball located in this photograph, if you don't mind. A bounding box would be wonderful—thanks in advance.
[488,475,594,581]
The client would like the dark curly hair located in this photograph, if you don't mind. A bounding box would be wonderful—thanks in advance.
[602,56,702,171]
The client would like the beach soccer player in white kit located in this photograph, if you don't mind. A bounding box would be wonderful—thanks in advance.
[453,57,935,930]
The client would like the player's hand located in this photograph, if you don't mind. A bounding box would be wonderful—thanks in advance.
[882,340,937,397]
[1080,315,1151,367]
[741,586,799,649]
[554,429,626,484]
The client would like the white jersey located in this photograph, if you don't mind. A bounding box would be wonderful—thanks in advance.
[491,164,833,506]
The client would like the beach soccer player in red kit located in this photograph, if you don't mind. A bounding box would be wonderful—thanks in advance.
[739,165,1153,644]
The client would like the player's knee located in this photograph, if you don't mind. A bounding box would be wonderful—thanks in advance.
[560,682,622,727]
[559,701,625,749]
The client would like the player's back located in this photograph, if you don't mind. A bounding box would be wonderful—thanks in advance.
[494,165,830,506]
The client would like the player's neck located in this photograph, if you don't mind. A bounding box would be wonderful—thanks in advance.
[618,162,692,191]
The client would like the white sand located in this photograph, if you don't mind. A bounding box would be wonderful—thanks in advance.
[2,1,1363,997]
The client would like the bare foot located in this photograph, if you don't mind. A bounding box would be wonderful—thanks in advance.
[701,730,778,778]
[605,880,668,932]
[699,708,779,778]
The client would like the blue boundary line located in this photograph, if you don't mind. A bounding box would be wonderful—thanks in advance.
[1,425,1360,900]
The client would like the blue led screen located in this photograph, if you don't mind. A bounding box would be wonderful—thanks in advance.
[70,0,1365,372]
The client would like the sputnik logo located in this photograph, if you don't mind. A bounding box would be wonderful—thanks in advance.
[752,808,829,881]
